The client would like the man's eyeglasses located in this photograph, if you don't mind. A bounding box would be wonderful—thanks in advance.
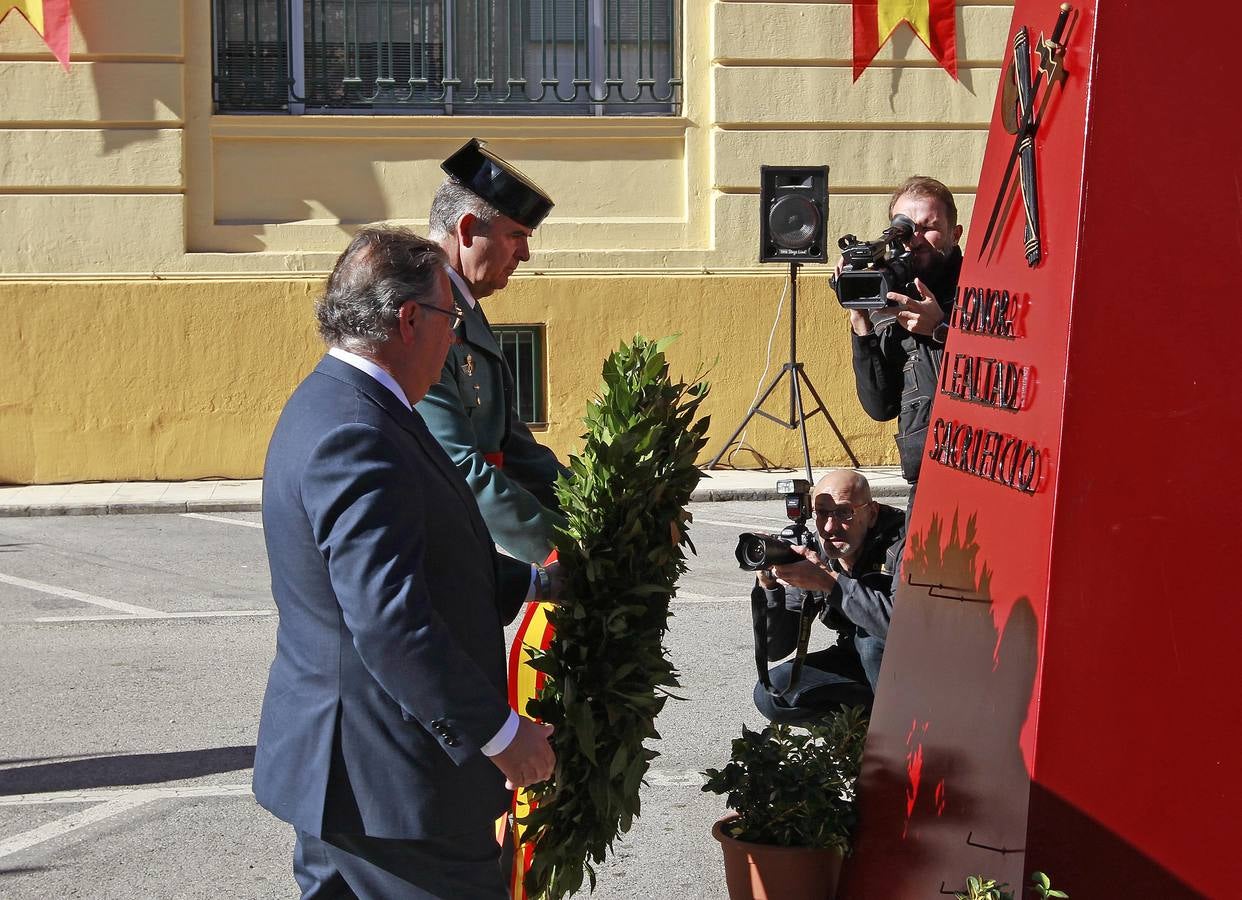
[814,503,862,522]
[415,300,463,330]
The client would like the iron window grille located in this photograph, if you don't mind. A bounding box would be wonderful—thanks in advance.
[213,0,681,115]
[494,325,546,425]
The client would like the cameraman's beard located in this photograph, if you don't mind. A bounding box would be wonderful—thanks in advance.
[818,531,852,559]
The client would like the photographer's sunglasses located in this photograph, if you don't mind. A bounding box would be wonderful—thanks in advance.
[815,504,859,522]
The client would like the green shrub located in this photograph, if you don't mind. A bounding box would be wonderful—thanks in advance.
[702,706,869,853]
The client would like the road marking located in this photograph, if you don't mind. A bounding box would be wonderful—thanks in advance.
[0,784,254,807]
[707,511,787,522]
[33,609,275,623]
[0,769,707,858]
[690,517,781,530]
[644,769,707,787]
[0,572,160,617]
[0,793,155,860]
[673,591,748,604]
[181,513,263,529]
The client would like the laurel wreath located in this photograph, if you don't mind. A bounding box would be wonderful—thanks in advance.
[519,335,710,899]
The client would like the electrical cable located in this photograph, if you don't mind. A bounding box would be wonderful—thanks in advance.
[724,275,789,469]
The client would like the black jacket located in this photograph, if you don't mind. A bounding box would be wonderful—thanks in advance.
[761,502,906,660]
[851,247,963,483]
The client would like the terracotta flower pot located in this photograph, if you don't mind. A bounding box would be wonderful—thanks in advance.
[712,813,844,900]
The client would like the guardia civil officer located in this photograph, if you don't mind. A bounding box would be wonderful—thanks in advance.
[418,139,569,564]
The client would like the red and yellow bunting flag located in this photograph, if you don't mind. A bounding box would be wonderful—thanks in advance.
[1,0,72,69]
[853,0,957,81]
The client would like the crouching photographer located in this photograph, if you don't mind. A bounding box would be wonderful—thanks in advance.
[747,470,904,725]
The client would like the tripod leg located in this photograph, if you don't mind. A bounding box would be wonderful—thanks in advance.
[796,368,862,468]
[789,366,814,483]
[706,366,792,469]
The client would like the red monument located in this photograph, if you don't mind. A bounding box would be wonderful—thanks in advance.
[841,1,1242,896]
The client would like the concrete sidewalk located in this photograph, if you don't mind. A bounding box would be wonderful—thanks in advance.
[0,467,906,518]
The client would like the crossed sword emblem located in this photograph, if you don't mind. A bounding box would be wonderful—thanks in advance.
[977,3,1074,267]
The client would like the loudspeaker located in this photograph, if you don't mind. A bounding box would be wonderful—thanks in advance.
[759,166,829,263]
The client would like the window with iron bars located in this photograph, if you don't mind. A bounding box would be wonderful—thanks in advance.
[493,326,546,425]
[213,0,681,115]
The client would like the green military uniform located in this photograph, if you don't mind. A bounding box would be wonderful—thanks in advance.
[416,280,568,563]
[418,138,565,563]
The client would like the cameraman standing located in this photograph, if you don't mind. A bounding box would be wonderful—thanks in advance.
[850,176,963,492]
[753,471,904,724]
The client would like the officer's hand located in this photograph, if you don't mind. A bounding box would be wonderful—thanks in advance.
[491,717,555,790]
[545,560,565,602]
[890,278,944,336]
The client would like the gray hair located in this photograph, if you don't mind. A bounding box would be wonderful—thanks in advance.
[428,178,499,241]
[315,226,447,353]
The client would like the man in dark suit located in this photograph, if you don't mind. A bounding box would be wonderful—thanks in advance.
[418,139,569,564]
[254,226,559,899]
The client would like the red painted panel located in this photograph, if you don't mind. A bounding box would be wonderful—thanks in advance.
[841,1,1242,896]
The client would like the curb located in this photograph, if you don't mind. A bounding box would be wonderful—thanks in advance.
[0,501,264,519]
[0,471,907,518]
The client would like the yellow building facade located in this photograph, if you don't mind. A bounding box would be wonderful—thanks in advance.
[0,1,1012,483]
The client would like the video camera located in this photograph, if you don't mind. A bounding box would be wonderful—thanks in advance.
[735,478,823,571]
[830,213,919,310]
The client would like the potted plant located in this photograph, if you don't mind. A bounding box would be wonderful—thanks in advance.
[956,871,1069,900]
[702,706,868,900]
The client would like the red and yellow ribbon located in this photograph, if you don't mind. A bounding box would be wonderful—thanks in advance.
[853,0,957,81]
[0,0,72,69]
[496,550,558,900]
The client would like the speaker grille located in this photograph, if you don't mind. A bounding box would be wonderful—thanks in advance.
[768,195,821,250]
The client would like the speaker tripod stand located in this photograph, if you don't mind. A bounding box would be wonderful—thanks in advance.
[707,262,859,481]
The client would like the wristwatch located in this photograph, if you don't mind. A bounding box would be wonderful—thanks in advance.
[931,322,950,344]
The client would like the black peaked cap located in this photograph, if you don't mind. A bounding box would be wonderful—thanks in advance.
[440,138,554,229]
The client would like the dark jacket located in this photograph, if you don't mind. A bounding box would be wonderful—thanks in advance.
[763,502,906,660]
[851,247,963,483]
[416,282,569,563]
[254,355,532,841]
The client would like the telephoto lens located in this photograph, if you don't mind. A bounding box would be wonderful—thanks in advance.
[735,533,802,571]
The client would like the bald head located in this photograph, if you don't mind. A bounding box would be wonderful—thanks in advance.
[814,470,872,505]
[812,470,876,564]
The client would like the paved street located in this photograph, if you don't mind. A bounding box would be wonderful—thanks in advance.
[0,496,904,898]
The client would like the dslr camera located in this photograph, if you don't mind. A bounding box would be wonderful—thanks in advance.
[830,213,919,310]
[735,478,823,571]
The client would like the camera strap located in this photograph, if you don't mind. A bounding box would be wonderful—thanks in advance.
[752,585,824,699]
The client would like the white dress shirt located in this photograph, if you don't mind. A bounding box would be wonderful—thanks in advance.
[444,265,477,309]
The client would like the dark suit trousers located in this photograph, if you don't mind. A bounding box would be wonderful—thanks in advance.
[294,828,508,900]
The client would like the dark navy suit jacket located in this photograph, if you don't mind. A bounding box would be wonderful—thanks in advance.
[253,355,531,840]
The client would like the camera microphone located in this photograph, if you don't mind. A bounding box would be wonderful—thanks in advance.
[881,214,916,242]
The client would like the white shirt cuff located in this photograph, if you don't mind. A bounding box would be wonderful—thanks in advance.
[480,710,519,757]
